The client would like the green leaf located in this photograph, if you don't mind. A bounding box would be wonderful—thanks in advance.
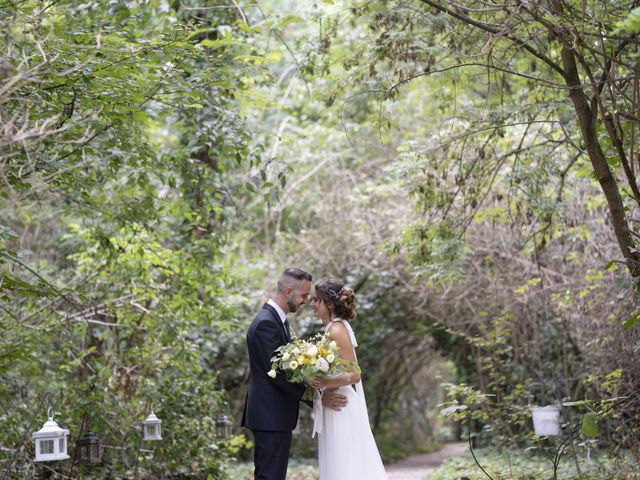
[278,15,303,29]
[615,6,640,33]
[581,412,599,438]
[199,38,241,50]
[623,313,640,329]
[607,156,620,167]
[0,225,18,240]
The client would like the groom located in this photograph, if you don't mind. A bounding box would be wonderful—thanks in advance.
[242,267,348,480]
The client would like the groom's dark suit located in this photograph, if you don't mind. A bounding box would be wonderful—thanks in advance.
[242,303,307,480]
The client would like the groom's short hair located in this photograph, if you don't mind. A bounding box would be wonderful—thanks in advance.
[277,268,312,292]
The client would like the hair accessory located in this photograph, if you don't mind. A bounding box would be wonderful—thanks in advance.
[329,286,347,299]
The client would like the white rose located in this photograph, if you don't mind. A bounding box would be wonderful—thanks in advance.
[315,357,329,373]
[282,352,291,361]
[267,369,277,378]
[292,347,301,355]
[329,341,337,350]
[289,360,299,370]
[326,354,335,363]
[306,345,318,357]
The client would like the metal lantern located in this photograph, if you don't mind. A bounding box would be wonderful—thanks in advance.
[142,411,162,441]
[76,429,102,464]
[216,413,233,440]
[32,408,70,462]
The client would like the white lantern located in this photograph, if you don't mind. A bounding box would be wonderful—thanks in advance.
[32,408,70,462]
[142,411,162,441]
[531,405,561,436]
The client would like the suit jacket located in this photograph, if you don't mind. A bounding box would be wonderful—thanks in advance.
[241,303,307,431]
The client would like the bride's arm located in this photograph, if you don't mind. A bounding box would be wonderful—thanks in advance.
[310,323,360,389]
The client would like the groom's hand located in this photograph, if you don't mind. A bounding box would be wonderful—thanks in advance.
[321,388,348,411]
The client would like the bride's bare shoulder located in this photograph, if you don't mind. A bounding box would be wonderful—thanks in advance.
[328,321,349,341]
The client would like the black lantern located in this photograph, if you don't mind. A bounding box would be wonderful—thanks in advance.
[216,414,233,440]
[76,430,102,464]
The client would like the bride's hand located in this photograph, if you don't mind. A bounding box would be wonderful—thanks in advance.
[310,376,326,389]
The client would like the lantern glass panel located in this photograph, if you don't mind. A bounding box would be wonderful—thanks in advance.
[146,425,156,437]
[59,438,65,453]
[216,415,233,439]
[41,440,54,455]
[91,445,100,458]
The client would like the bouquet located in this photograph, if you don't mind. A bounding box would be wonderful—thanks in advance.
[268,332,345,384]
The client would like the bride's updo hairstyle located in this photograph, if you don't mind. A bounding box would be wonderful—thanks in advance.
[315,280,357,321]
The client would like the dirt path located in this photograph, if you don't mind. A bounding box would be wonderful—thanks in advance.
[385,442,469,480]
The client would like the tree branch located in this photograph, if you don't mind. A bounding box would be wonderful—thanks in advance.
[417,0,567,77]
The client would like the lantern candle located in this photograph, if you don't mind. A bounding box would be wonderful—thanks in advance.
[531,405,561,436]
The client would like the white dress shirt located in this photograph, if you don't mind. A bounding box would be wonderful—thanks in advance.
[266,298,287,325]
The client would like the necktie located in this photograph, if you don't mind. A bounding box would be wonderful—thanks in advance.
[283,319,291,342]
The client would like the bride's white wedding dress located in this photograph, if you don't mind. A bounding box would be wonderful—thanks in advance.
[313,319,387,480]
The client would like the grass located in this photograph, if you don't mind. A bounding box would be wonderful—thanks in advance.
[225,458,319,480]
[428,447,640,480]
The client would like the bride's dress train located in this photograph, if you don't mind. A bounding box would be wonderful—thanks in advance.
[313,319,387,480]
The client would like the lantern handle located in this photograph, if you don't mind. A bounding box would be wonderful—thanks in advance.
[47,407,53,420]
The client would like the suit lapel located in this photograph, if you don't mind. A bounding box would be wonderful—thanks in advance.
[262,304,288,341]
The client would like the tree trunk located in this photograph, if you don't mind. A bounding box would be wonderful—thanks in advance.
[560,45,640,278]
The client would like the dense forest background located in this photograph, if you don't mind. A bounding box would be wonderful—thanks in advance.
[1,0,640,479]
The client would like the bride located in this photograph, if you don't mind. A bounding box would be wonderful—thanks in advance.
[309,280,388,480]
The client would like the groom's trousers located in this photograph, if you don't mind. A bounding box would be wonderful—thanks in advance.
[251,430,292,480]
